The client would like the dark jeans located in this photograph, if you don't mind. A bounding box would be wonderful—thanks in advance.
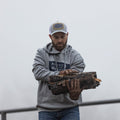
[38,106,80,120]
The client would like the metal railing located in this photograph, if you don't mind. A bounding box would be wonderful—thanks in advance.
[0,98,120,120]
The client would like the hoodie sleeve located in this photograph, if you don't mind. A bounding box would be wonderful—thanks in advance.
[70,50,85,73]
[32,49,59,81]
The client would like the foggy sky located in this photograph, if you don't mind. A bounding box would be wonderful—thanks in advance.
[0,0,120,120]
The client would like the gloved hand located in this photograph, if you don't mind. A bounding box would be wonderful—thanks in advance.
[66,79,83,100]
[59,69,78,75]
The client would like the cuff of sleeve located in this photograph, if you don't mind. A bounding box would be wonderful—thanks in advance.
[53,71,60,75]
[46,71,60,82]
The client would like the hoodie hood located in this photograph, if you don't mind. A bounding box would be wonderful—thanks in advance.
[43,42,72,55]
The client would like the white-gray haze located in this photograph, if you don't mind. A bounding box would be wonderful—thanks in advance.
[0,0,120,120]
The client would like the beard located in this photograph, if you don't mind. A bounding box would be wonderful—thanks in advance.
[52,40,67,51]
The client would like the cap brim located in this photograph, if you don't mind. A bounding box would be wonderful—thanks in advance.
[50,30,67,35]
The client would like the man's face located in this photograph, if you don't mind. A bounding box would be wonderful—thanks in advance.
[49,32,68,51]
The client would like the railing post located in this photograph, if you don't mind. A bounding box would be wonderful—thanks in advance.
[1,112,6,120]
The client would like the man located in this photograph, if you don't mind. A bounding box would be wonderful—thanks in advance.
[32,22,85,120]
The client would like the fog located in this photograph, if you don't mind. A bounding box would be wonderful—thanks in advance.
[0,0,120,120]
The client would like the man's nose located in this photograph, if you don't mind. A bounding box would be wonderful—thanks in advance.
[58,37,63,42]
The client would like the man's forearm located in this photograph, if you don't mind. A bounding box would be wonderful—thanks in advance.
[32,66,59,81]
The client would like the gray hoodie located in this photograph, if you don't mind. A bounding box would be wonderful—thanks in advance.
[32,43,85,110]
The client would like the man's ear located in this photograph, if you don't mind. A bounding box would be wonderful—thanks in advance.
[66,32,69,36]
[49,34,52,39]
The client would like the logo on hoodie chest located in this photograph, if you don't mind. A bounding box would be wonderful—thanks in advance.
[49,61,70,71]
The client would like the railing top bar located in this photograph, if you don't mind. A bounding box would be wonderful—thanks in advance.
[0,107,37,114]
[79,98,120,106]
[0,98,120,114]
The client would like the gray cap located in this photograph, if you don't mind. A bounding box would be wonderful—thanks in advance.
[49,22,67,35]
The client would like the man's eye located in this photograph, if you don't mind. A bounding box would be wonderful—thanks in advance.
[53,35,65,39]
[54,36,59,39]
[61,36,65,39]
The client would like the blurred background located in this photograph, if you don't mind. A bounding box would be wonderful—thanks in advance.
[0,0,120,119]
